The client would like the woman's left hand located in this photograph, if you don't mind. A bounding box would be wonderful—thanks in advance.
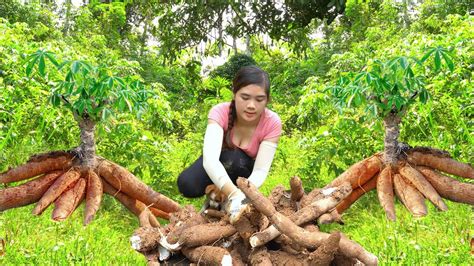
[225,189,249,223]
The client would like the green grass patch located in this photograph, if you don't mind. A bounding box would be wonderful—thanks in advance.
[0,196,145,265]
[1,183,472,264]
[320,192,473,265]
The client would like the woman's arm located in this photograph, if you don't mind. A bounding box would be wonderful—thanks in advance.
[247,137,279,188]
[202,120,232,190]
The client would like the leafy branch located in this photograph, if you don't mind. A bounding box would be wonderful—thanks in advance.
[327,46,454,118]
[25,49,152,122]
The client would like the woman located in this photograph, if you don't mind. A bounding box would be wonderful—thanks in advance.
[177,66,281,222]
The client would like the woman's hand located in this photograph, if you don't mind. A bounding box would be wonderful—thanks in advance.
[224,188,249,223]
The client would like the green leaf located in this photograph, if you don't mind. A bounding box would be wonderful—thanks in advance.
[108,77,114,88]
[434,51,441,71]
[347,92,356,107]
[118,97,126,111]
[406,66,414,78]
[387,98,393,110]
[380,79,391,90]
[76,100,85,116]
[50,93,61,106]
[420,48,435,63]
[388,57,400,71]
[80,86,88,98]
[80,61,92,73]
[44,52,59,67]
[66,82,75,94]
[71,61,81,74]
[411,56,423,66]
[58,60,70,70]
[85,101,94,115]
[405,79,412,92]
[124,98,133,112]
[96,84,105,98]
[392,82,402,94]
[102,107,113,121]
[440,51,454,71]
[366,73,373,84]
[38,55,46,77]
[375,100,386,111]
[354,92,363,106]
[90,84,98,96]
[114,77,126,87]
[25,55,39,77]
[65,71,74,82]
[354,72,365,84]
[337,76,348,86]
[419,89,429,103]
[394,96,403,111]
[371,104,378,116]
[399,57,408,69]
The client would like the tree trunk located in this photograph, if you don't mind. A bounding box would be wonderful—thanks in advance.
[120,3,134,39]
[323,24,331,50]
[139,22,148,57]
[217,12,223,55]
[383,113,401,167]
[401,0,411,28]
[245,35,251,55]
[232,37,238,54]
[78,118,97,169]
[62,0,72,36]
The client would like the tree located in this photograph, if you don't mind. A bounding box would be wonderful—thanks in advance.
[0,49,181,225]
[153,0,347,61]
[323,47,473,221]
[0,0,54,27]
[210,53,257,81]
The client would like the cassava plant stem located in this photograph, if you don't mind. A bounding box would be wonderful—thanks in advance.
[79,118,97,169]
[383,113,401,167]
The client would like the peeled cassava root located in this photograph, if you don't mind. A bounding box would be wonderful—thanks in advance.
[131,176,378,265]
[324,147,473,222]
[0,151,180,225]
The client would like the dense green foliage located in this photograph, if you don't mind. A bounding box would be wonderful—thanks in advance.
[210,53,257,81]
[328,50,452,118]
[0,1,472,264]
[26,50,150,122]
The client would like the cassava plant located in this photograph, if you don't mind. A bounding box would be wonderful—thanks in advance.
[324,46,473,221]
[0,49,180,225]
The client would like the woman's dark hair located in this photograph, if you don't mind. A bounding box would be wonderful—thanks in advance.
[232,66,270,96]
[225,66,270,147]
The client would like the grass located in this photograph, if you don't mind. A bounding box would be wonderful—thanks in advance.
[1,181,472,265]
[0,197,145,265]
[321,192,473,265]
[0,136,472,264]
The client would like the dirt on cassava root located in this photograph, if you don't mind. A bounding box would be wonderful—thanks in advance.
[0,151,180,225]
[318,147,473,222]
[131,176,378,265]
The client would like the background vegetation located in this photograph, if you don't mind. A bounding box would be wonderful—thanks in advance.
[0,0,472,264]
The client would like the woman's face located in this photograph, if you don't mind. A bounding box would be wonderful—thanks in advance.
[234,84,268,125]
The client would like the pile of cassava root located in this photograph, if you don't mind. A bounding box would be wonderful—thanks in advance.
[130,176,378,265]
[322,147,473,222]
[0,151,180,224]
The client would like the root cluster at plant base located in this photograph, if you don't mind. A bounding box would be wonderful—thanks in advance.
[131,176,378,265]
[325,147,473,222]
[0,151,181,225]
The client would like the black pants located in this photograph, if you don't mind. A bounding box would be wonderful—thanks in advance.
[177,149,255,198]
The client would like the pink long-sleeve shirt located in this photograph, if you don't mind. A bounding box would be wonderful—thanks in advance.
[208,102,282,159]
